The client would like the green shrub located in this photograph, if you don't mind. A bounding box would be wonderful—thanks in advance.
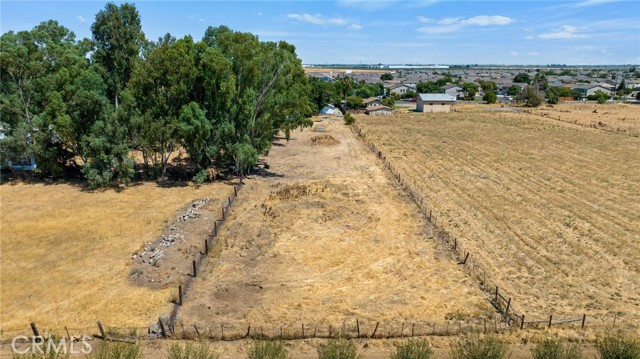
[192,169,208,187]
[596,333,640,359]
[344,113,356,125]
[391,339,433,359]
[450,335,508,359]
[246,340,288,359]
[532,337,581,359]
[168,341,217,359]
[86,341,141,359]
[317,338,358,359]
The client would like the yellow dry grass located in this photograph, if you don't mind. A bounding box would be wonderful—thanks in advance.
[356,106,640,334]
[178,116,491,336]
[523,102,640,137]
[0,181,229,337]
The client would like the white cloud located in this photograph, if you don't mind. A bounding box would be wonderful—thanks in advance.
[287,13,347,26]
[438,17,460,25]
[462,15,514,26]
[76,16,86,23]
[509,51,519,56]
[258,12,263,16]
[574,0,621,7]
[348,24,363,30]
[418,15,514,34]
[338,0,441,10]
[538,25,587,39]
[417,16,433,23]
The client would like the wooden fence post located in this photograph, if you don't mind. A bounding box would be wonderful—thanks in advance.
[158,318,167,338]
[192,260,197,277]
[411,323,415,337]
[495,287,499,303]
[234,186,237,197]
[401,322,404,337]
[178,285,183,306]
[302,323,305,338]
[429,210,432,222]
[214,221,217,236]
[505,298,511,315]
[548,315,553,328]
[204,239,209,255]
[228,197,231,206]
[371,322,379,338]
[30,322,40,339]
[520,315,525,330]
[581,314,586,329]
[221,207,225,220]
[356,319,360,338]
[97,321,106,339]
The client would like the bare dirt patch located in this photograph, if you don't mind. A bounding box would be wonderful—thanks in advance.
[310,134,340,146]
[355,106,640,335]
[177,115,490,337]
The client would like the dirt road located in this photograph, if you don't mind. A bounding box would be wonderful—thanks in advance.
[177,116,490,345]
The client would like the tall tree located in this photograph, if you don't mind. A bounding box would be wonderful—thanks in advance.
[91,2,145,109]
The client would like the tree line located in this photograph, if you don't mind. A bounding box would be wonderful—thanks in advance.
[1,3,313,187]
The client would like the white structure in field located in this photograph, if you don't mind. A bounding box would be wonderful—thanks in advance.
[416,93,456,113]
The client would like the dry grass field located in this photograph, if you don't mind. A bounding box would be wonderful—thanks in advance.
[0,181,230,337]
[522,102,640,137]
[355,107,640,334]
[178,116,491,337]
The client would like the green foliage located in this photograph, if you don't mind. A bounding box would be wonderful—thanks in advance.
[514,73,532,84]
[416,81,441,94]
[517,86,543,107]
[450,335,509,359]
[636,91,640,100]
[462,82,479,100]
[483,90,497,104]
[403,89,417,99]
[246,340,288,359]
[92,2,145,108]
[587,90,610,103]
[382,97,395,107]
[346,96,364,109]
[391,339,433,359]
[168,342,218,359]
[344,113,356,125]
[507,85,521,96]
[317,338,358,359]
[532,338,581,359]
[86,341,142,359]
[192,169,208,187]
[380,73,394,81]
[596,333,640,359]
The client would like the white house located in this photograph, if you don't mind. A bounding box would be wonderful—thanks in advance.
[442,84,463,99]
[571,84,612,97]
[387,83,416,96]
[417,94,456,113]
[365,105,393,116]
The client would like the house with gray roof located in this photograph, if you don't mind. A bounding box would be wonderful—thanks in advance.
[417,93,456,113]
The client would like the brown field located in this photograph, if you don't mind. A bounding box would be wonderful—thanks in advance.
[355,106,640,334]
[521,102,640,137]
[177,116,491,337]
[0,181,230,337]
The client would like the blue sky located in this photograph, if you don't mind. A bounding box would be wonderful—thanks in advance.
[2,0,639,65]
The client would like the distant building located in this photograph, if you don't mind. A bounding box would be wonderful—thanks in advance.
[365,105,393,116]
[362,97,382,107]
[417,93,456,113]
[441,84,463,99]
[387,83,416,96]
[572,84,612,97]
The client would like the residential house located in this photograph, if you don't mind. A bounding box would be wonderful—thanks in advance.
[387,83,417,96]
[365,105,393,116]
[442,84,463,99]
[417,94,456,113]
[572,84,612,97]
[362,97,382,107]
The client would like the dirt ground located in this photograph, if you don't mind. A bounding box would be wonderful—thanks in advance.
[176,115,491,339]
[355,106,640,335]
